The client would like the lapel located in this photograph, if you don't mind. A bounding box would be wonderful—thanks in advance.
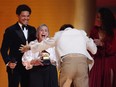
[27,25,34,42]
[14,22,27,43]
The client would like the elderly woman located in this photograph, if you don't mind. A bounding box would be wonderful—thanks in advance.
[22,24,58,87]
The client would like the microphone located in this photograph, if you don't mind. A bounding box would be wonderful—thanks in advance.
[10,58,17,74]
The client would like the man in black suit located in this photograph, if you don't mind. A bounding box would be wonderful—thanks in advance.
[1,4,36,87]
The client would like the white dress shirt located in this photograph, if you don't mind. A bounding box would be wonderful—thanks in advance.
[18,23,28,40]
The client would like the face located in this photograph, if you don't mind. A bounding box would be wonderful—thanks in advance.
[17,11,30,25]
[37,26,49,42]
[95,13,102,27]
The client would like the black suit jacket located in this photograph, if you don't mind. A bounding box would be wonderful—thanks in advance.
[1,22,36,72]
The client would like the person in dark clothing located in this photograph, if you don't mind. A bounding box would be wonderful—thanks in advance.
[1,4,36,87]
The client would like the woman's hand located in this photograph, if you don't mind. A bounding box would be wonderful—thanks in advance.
[94,39,104,46]
[19,41,30,53]
[30,59,43,66]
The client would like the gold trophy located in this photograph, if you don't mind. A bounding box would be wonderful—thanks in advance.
[41,50,51,65]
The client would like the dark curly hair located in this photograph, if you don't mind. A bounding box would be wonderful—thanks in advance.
[16,4,31,15]
[59,24,74,31]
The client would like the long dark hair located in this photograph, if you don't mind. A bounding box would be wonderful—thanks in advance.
[98,7,116,37]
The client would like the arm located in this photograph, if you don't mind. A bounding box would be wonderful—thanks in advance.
[19,38,55,53]
[30,37,56,53]
[86,37,97,54]
[1,29,17,69]
[22,50,43,70]
[22,50,33,70]
[22,41,44,69]
[1,29,11,64]
[47,47,58,66]
[19,31,60,53]
[81,30,97,54]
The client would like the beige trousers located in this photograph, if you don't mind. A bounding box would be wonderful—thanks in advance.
[59,53,89,87]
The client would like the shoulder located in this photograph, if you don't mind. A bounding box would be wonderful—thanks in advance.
[73,29,87,36]
[54,31,63,38]
[80,29,86,34]
[29,39,38,45]
[4,23,18,33]
[27,25,36,34]
[27,25,36,30]
[55,31,62,35]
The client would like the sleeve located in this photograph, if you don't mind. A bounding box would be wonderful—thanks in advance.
[22,50,33,62]
[22,50,37,70]
[81,29,97,54]
[48,48,57,61]
[1,29,12,64]
[30,38,56,53]
[86,37,97,54]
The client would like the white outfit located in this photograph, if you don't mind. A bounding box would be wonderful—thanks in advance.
[30,28,97,70]
[22,39,57,70]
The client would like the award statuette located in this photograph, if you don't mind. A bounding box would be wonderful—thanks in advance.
[41,50,51,65]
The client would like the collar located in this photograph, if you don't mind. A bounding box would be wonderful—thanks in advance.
[64,27,72,31]
[18,22,28,30]
[18,22,22,29]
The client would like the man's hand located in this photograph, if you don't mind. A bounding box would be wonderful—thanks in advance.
[19,41,30,53]
[8,62,17,69]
